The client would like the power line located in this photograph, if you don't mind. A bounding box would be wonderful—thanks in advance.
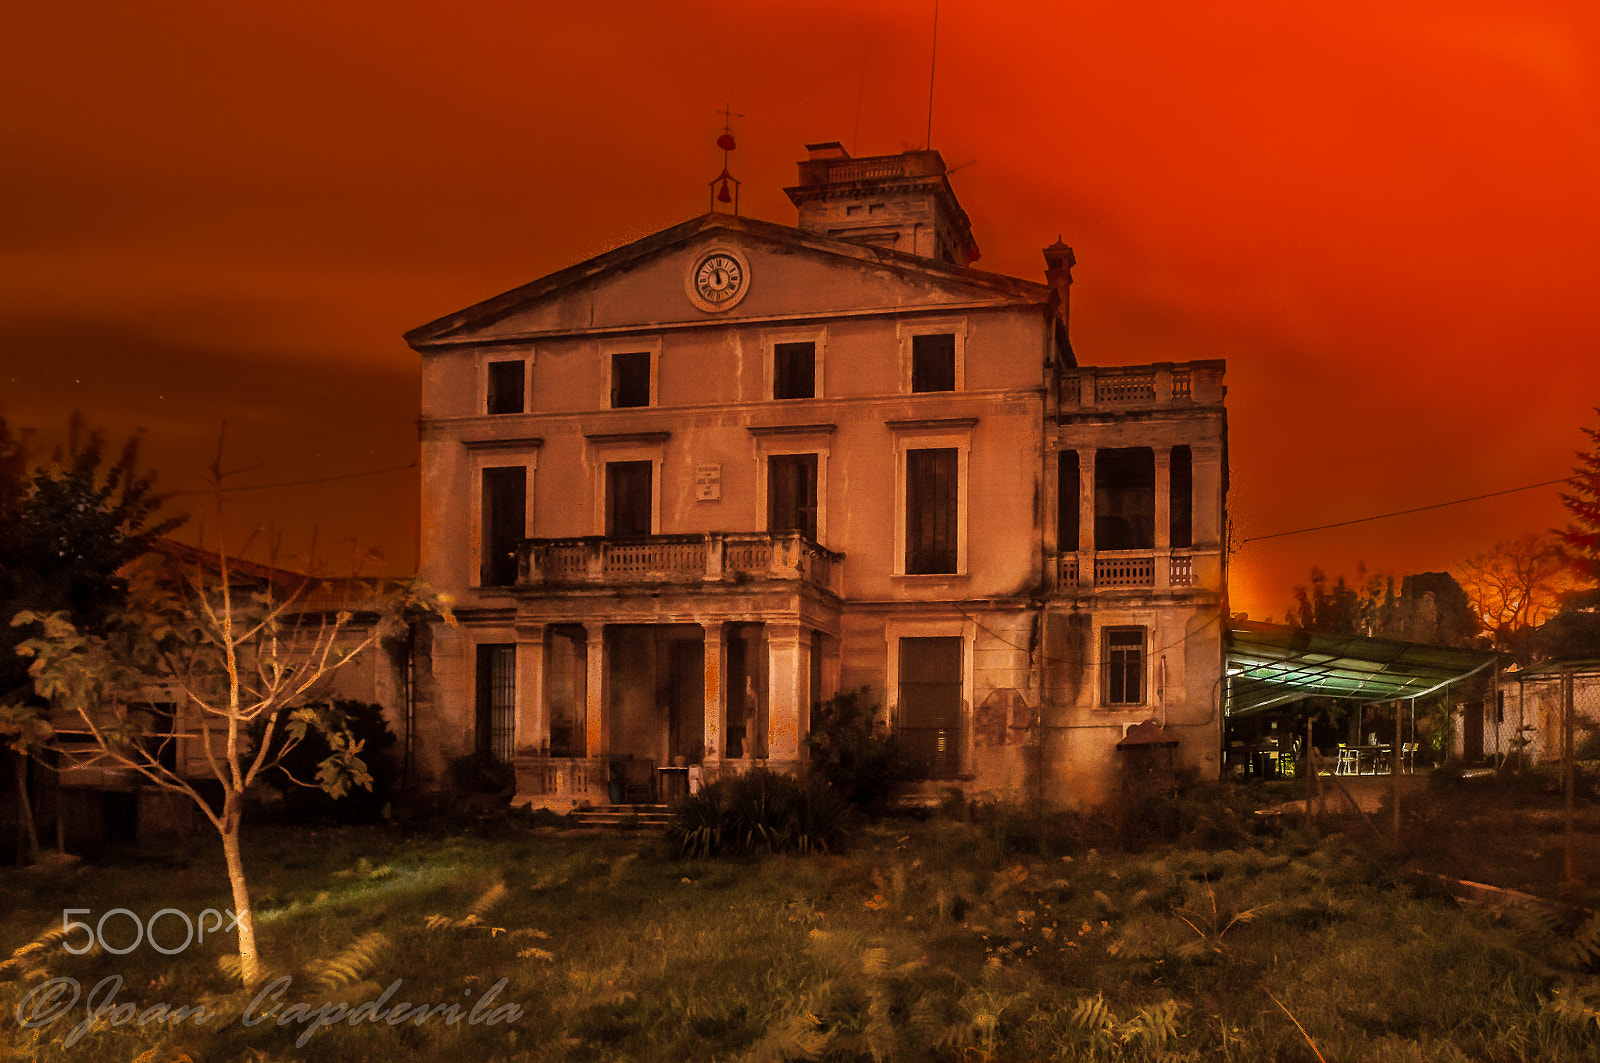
[1239,476,1571,546]
[167,461,417,497]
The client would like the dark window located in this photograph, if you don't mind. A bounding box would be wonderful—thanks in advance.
[486,360,525,414]
[905,447,958,574]
[911,333,957,392]
[611,351,651,408]
[1058,450,1080,552]
[1094,447,1155,550]
[475,644,516,761]
[1170,445,1192,549]
[773,342,816,400]
[1496,690,1506,723]
[480,466,525,586]
[768,454,819,540]
[1104,628,1144,706]
[899,636,963,779]
[143,702,178,772]
[605,460,653,537]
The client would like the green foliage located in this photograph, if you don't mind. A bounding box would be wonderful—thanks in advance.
[804,686,916,811]
[668,768,845,858]
[254,699,396,821]
[1559,409,1600,583]
[1064,994,1183,1061]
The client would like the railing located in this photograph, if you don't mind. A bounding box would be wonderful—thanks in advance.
[1058,554,1080,588]
[1170,552,1193,587]
[1059,361,1223,412]
[1095,553,1155,587]
[521,533,842,594]
[1095,371,1155,403]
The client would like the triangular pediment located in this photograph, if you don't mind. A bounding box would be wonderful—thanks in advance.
[405,215,1051,350]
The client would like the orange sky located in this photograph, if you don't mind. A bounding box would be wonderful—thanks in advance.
[4,0,1597,618]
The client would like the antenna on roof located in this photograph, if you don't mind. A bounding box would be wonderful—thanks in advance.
[710,103,744,215]
[925,0,939,149]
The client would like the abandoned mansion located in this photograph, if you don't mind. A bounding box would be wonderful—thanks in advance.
[404,142,1229,809]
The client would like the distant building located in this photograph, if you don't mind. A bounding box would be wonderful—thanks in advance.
[404,142,1228,808]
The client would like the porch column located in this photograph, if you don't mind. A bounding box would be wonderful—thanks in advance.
[1079,448,1096,582]
[582,621,608,759]
[1153,447,1171,591]
[765,622,810,772]
[514,622,548,755]
[702,621,726,767]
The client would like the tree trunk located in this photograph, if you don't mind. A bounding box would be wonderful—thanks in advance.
[12,751,41,865]
[219,791,261,987]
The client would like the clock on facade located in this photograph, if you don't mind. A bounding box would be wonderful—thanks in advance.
[686,247,750,313]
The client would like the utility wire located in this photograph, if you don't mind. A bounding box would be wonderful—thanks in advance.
[167,461,417,497]
[1239,476,1571,545]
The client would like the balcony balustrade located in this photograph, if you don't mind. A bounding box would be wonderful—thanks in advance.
[1058,361,1223,414]
[1055,549,1210,592]
[520,532,843,595]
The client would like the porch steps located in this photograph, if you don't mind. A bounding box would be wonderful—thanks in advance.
[570,804,674,830]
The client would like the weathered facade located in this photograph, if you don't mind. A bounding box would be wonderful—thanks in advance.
[405,143,1228,808]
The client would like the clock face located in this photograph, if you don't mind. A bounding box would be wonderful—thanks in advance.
[687,248,750,312]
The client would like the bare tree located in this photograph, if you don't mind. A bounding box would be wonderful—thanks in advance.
[1454,532,1574,656]
[12,536,448,988]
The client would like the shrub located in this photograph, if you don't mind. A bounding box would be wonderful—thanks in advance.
[805,687,917,812]
[253,699,398,822]
[447,750,517,805]
[668,768,845,857]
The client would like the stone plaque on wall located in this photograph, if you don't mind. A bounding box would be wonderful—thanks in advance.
[695,463,721,501]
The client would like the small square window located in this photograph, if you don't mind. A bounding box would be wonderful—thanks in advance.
[911,333,957,392]
[773,342,816,400]
[1103,627,1145,707]
[611,351,651,408]
[486,361,525,415]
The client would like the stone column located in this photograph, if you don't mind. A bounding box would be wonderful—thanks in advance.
[514,622,548,755]
[1192,443,1224,546]
[702,620,725,769]
[1153,448,1171,591]
[1079,448,1096,585]
[765,622,810,771]
[582,621,608,760]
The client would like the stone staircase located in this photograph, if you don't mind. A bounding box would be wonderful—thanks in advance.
[569,804,673,830]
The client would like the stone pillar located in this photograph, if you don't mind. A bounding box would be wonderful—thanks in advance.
[702,621,726,768]
[1192,443,1224,547]
[1153,448,1171,591]
[514,622,548,755]
[765,622,810,770]
[1079,448,1096,584]
[582,621,608,759]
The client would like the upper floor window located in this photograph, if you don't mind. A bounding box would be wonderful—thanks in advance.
[1103,627,1145,707]
[605,460,653,537]
[911,333,957,392]
[773,342,816,400]
[610,351,651,408]
[905,447,959,574]
[1094,447,1154,550]
[768,453,819,541]
[1058,450,1080,552]
[486,360,525,414]
[480,466,526,586]
[1169,445,1193,549]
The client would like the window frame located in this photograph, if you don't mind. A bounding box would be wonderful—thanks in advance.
[585,433,667,536]
[467,444,538,590]
[474,642,517,762]
[478,349,533,416]
[897,318,966,394]
[890,420,974,577]
[884,618,975,779]
[750,424,833,546]
[602,338,660,409]
[1101,625,1148,708]
[763,326,826,402]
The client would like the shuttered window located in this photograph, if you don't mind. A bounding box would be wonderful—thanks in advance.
[898,636,963,779]
[475,644,516,762]
[768,454,819,541]
[905,447,958,574]
[605,460,653,538]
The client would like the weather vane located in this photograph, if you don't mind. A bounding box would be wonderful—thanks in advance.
[709,103,743,215]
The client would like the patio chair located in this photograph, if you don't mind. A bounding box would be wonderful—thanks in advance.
[1335,745,1360,776]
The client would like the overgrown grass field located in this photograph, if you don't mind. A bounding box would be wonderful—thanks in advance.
[2,798,1598,1062]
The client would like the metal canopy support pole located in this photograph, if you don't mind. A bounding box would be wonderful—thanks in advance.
[1392,699,1405,845]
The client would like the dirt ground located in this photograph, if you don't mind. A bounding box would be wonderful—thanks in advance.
[1268,769,1600,901]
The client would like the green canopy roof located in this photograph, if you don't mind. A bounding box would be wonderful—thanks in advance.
[1225,619,1497,716]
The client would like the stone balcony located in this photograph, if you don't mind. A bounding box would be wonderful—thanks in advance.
[518,532,844,595]
[1058,360,1226,414]
[1054,548,1222,595]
